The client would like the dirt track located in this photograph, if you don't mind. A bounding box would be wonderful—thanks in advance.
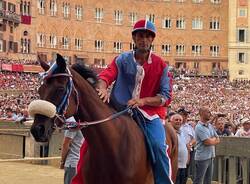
[0,162,63,184]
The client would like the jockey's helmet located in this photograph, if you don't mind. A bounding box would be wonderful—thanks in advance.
[132,19,156,38]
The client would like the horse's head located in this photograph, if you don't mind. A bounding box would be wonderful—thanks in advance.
[29,54,78,142]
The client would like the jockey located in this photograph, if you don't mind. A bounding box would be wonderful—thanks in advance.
[96,19,173,184]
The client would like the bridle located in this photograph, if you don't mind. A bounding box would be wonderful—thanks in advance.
[41,65,131,130]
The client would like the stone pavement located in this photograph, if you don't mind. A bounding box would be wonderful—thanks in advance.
[0,162,63,184]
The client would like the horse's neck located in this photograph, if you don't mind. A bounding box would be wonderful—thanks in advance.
[72,71,118,147]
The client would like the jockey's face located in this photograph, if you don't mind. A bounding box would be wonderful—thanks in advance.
[132,31,154,52]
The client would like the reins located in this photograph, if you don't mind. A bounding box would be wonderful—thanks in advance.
[62,107,132,130]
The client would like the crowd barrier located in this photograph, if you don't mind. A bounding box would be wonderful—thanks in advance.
[214,137,250,184]
[0,122,63,166]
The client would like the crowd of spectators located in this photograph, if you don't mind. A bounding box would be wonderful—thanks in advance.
[0,69,249,131]
[170,76,250,135]
[0,71,39,90]
[0,91,38,121]
[0,58,39,65]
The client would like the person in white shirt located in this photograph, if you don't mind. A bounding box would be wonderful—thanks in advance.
[235,117,250,137]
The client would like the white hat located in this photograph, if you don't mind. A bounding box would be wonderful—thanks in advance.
[241,117,250,124]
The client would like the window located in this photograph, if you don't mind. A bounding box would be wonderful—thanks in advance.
[210,17,220,30]
[211,0,221,4]
[63,3,70,18]
[194,62,199,68]
[192,45,202,56]
[21,1,31,16]
[49,35,57,48]
[114,41,122,53]
[129,12,137,25]
[130,42,135,50]
[37,33,45,47]
[10,25,14,33]
[95,8,104,22]
[8,3,16,12]
[238,29,246,42]
[75,5,83,20]
[176,17,185,29]
[146,14,155,24]
[176,44,185,55]
[238,52,246,63]
[0,40,3,52]
[62,36,69,49]
[95,40,104,51]
[192,18,203,29]
[210,45,220,57]
[21,38,30,53]
[238,70,244,75]
[38,0,45,14]
[50,0,57,16]
[75,38,83,50]
[114,10,123,25]
[94,58,105,66]
[239,9,247,17]
[162,44,171,55]
[162,17,171,29]
[192,0,203,3]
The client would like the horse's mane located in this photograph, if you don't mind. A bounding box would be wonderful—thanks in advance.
[71,63,98,87]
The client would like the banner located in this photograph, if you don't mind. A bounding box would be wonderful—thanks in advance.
[12,64,24,72]
[23,65,43,73]
[21,15,32,25]
[1,64,12,71]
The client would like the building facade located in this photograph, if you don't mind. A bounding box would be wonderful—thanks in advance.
[1,0,228,76]
[228,0,250,81]
[0,0,20,58]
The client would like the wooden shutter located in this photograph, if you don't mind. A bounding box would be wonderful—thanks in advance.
[13,42,18,53]
[3,40,6,52]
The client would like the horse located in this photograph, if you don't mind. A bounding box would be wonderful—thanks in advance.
[29,54,178,184]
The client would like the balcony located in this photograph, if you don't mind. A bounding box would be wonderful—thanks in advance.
[0,9,20,25]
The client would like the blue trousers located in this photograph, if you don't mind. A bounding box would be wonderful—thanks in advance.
[193,158,214,184]
[145,118,173,184]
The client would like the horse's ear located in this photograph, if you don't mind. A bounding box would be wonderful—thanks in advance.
[56,53,66,71]
[38,55,50,71]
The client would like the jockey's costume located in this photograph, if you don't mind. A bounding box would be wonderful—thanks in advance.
[72,20,173,184]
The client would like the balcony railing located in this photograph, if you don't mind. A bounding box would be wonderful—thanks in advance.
[0,9,20,24]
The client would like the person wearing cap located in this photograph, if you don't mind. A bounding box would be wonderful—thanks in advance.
[177,107,196,183]
[235,117,250,137]
[96,19,173,184]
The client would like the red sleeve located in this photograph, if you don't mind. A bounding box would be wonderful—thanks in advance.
[98,58,118,86]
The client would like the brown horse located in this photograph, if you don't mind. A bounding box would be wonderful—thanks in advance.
[29,54,178,184]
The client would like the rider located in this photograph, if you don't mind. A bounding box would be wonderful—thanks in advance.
[96,19,173,184]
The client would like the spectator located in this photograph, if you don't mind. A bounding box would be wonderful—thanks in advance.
[235,118,250,137]
[215,117,231,136]
[170,113,189,184]
[4,108,17,121]
[177,107,196,182]
[193,107,220,184]
[60,117,84,184]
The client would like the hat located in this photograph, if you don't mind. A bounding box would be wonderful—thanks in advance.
[241,117,250,124]
[132,19,156,38]
[177,107,191,115]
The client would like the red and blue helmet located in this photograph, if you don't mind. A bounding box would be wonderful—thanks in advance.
[132,19,156,38]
